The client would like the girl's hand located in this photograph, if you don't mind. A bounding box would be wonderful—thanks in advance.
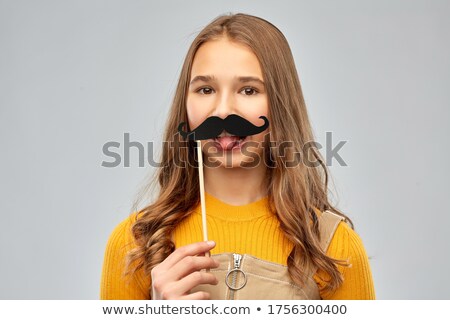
[150,241,219,300]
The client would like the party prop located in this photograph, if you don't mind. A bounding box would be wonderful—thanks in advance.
[178,114,270,259]
[178,114,269,141]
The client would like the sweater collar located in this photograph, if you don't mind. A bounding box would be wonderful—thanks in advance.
[200,192,273,221]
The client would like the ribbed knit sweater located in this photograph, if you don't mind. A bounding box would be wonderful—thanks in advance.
[100,192,375,299]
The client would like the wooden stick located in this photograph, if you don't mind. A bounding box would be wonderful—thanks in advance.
[196,140,210,259]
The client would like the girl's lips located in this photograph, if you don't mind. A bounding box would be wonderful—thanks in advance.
[211,136,247,151]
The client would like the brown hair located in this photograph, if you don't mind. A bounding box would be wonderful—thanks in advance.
[125,12,352,296]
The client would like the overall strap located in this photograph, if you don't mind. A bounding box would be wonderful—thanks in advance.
[318,210,345,253]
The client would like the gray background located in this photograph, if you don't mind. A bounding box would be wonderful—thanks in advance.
[1,0,449,299]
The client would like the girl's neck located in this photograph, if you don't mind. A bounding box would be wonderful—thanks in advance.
[203,164,268,206]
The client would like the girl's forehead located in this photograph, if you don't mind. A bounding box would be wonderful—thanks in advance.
[190,39,263,80]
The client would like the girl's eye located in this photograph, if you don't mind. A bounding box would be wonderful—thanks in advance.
[197,87,214,95]
[240,87,258,95]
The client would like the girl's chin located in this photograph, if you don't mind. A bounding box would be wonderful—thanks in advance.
[201,151,263,169]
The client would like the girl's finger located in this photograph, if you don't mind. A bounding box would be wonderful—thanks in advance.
[159,241,216,269]
[168,256,219,280]
[172,271,218,296]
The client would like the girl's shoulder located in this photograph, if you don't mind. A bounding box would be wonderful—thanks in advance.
[101,212,150,300]
[314,208,366,259]
[328,217,367,259]
[104,212,140,253]
[314,210,376,299]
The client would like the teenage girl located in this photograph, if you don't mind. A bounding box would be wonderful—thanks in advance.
[100,13,375,300]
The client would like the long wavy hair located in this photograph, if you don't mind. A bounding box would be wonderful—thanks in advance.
[125,12,352,296]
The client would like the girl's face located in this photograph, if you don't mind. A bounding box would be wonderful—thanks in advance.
[186,37,269,168]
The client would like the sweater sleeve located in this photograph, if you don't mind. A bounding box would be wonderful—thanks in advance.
[314,221,376,300]
[100,215,150,300]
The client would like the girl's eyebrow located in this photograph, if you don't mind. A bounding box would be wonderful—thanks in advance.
[237,76,265,87]
[189,75,265,87]
[189,75,216,86]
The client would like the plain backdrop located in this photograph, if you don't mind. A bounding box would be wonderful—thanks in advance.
[1,0,449,299]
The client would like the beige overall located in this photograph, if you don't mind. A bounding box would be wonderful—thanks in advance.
[191,210,344,299]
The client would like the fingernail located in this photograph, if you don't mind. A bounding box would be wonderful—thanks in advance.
[207,240,215,246]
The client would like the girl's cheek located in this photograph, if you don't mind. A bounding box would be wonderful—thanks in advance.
[186,98,211,129]
[243,107,269,125]
[187,111,208,131]
[186,105,201,129]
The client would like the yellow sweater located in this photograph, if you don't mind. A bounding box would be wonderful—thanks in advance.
[100,192,375,299]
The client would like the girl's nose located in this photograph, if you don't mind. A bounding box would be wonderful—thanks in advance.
[213,92,237,119]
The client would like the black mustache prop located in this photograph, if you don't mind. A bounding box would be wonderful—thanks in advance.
[178,114,269,141]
